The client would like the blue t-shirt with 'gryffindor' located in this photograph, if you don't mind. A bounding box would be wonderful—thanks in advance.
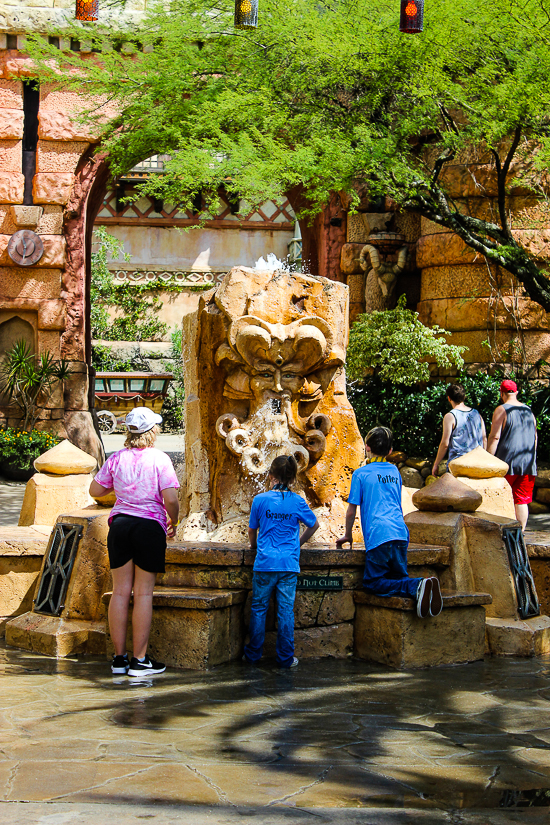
[249,490,317,572]
[348,461,409,552]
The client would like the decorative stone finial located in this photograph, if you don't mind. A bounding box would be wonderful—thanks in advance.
[449,446,509,479]
[33,439,97,475]
[412,473,483,512]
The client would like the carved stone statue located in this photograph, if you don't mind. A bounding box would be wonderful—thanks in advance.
[181,266,365,543]
[361,243,408,312]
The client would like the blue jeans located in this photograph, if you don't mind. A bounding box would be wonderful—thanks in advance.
[244,571,297,667]
[363,540,422,599]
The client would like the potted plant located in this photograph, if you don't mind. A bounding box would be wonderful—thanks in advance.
[0,340,70,480]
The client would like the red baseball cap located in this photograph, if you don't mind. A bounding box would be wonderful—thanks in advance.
[500,379,518,393]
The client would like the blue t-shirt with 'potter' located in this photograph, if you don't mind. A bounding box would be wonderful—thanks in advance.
[249,489,317,572]
[348,461,409,552]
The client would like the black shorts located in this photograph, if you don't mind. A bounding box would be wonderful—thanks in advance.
[107,515,167,573]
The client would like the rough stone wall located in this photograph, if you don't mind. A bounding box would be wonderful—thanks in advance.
[0,68,104,459]
[416,169,550,376]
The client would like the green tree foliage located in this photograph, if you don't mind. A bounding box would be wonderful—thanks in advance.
[27,0,550,309]
[346,295,466,384]
[161,329,186,432]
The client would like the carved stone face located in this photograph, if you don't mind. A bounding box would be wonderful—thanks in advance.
[215,314,341,475]
[250,368,305,406]
[182,267,365,525]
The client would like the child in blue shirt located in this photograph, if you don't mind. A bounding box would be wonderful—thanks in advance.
[337,426,442,619]
[243,454,319,668]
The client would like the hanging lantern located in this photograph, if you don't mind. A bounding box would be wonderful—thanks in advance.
[399,0,424,33]
[75,0,99,22]
[234,0,258,30]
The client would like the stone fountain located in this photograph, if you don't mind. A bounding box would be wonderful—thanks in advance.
[180,266,365,543]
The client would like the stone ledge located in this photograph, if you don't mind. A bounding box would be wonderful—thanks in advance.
[0,527,50,556]
[166,543,245,566]
[5,612,106,657]
[353,590,493,610]
[525,532,550,558]
[165,541,451,568]
[408,545,451,566]
[486,615,550,657]
[104,586,247,610]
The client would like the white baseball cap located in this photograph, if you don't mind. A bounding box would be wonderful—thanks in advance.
[125,407,162,434]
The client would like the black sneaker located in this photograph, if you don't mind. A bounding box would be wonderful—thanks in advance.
[111,654,129,674]
[429,577,443,617]
[127,655,166,677]
[416,578,433,619]
[278,656,299,669]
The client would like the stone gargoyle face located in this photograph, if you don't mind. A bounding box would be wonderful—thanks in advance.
[250,368,304,406]
[214,315,343,475]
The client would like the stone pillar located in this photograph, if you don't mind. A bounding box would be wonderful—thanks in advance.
[407,472,550,656]
[18,439,96,527]
[416,165,550,374]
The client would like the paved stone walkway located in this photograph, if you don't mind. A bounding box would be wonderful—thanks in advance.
[0,643,549,823]
[0,481,26,527]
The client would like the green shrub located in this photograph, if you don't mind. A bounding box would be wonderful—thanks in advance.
[0,428,60,470]
[91,343,151,374]
[0,340,71,432]
[347,295,466,384]
[348,372,550,461]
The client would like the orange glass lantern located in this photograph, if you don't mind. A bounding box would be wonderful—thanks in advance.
[399,0,423,33]
[234,0,258,29]
[75,0,99,22]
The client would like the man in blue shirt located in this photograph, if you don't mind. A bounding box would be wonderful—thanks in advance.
[337,427,442,619]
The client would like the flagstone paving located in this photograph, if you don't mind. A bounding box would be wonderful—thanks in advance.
[0,644,549,823]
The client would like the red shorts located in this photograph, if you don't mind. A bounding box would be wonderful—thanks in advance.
[505,474,535,505]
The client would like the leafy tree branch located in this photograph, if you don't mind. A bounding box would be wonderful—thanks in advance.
[24,0,550,309]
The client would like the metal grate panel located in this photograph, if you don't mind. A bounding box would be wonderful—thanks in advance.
[34,523,83,616]
[502,526,540,619]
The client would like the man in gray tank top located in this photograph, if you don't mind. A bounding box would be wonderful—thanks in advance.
[432,384,487,477]
[487,379,537,531]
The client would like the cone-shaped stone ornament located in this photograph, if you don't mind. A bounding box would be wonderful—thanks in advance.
[449,446,509,479]
[33,438,97,475]
[412,472,482,512]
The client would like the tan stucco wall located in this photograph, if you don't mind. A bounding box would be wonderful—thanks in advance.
[103,224,294,274]
[105,288,203,338]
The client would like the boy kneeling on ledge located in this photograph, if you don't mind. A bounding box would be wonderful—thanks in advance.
[337,426,443,619]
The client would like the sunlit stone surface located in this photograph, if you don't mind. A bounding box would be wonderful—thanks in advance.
[0,642,550,822]
[180,267,365,544]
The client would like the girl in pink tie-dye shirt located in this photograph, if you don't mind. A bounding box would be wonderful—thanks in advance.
[90,407,179,678]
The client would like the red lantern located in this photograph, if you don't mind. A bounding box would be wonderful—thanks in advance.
[75,0,99,22]
[399,0,424,33]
